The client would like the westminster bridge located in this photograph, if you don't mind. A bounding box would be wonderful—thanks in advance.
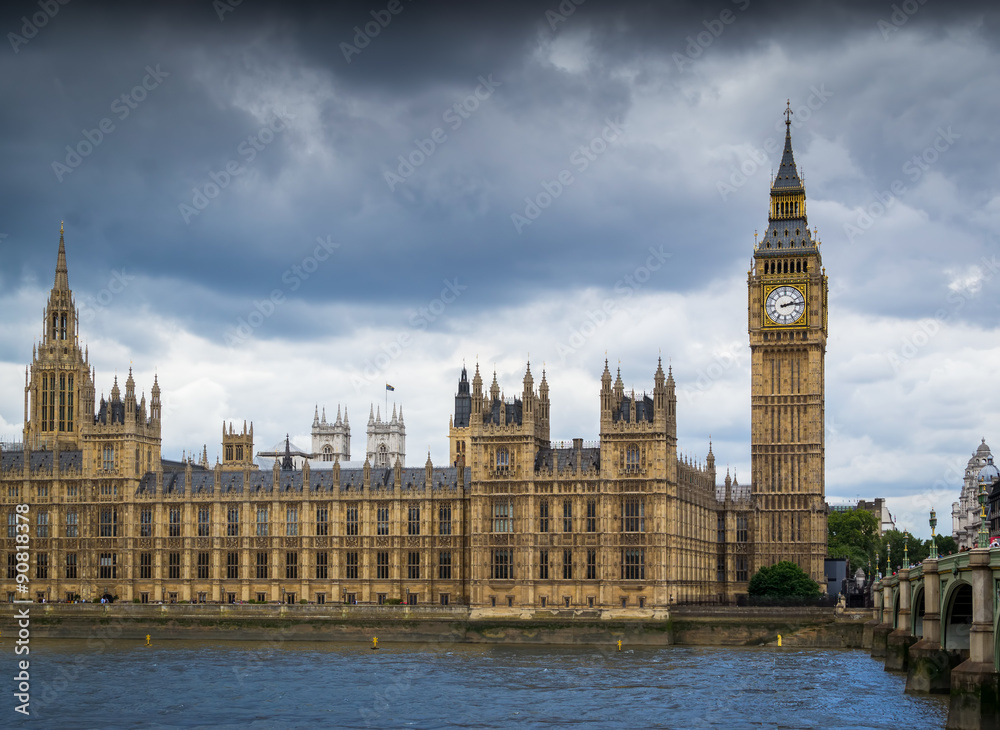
[869,548,1000,729]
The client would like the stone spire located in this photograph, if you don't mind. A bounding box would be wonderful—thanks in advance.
[773,100,804,191]
[54,221,69,291]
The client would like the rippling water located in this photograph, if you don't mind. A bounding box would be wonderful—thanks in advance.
[18,640,946,728]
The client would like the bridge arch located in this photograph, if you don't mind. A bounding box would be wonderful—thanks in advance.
[911,585,925,638]
[942,580,973,652]
[891,588,901,629]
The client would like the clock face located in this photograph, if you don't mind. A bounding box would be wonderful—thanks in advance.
[765,285,806,325]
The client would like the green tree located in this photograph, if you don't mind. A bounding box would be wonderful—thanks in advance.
[933,535,958,556]
[827,508,880,577]
[748,561,820,597]
[878,529,930,573]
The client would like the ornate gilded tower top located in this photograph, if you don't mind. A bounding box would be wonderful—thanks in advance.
[755,101,817,259]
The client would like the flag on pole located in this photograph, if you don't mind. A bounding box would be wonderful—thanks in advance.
[386,384,395,391]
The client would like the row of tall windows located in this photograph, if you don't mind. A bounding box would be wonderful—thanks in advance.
[38,372,74,433]
[2,501,465,542]
[501,549,646,581]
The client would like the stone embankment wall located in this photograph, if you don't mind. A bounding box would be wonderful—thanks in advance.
[1,604,868,647]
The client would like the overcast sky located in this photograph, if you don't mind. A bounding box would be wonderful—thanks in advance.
[1,0,998,538]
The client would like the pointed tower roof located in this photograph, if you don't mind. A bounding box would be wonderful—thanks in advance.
[773,101,804,191]
[54,222,69,291]
[757,100,817,255]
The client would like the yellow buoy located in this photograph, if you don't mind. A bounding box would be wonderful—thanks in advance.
[617,639,622,651]
[777,634,782,647]
[372,637,378,650]
[145,634,151,646]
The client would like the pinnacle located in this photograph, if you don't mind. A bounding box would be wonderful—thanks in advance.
[54,224,69,291]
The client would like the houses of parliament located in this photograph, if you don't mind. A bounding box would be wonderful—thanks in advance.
[0,113,829,609]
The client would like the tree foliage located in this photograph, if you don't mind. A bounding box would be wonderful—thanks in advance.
[748,561,820,598]
[828,508,958,577]
[827,508,880,577]
[934,535,958,556]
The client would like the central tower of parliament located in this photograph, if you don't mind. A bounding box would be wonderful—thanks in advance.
[0,112,827,608]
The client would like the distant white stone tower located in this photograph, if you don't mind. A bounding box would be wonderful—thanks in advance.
[952,438,994,549]
[367,403,405,467]
[311,404,350,462]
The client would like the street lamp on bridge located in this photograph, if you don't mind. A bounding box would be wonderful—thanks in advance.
[929,509,938,559]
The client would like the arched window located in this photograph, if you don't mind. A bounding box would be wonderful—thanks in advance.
[626,444,640,472]
[322,445,333,462]
[377,443,388,467]
[496,446,509,470]
[102,444,114,472]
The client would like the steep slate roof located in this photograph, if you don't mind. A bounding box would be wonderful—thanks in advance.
[30,452,53,471]
[60,451,83,470]
[1,452,23,472]
[534,447,601,473]
[613,395,654,424]
[136,463,470,495]
[772,120,803,190]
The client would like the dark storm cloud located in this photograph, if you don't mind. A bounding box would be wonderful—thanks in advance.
[0,0,997,343]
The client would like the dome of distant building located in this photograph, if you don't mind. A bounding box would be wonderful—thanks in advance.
[978,457,999,486]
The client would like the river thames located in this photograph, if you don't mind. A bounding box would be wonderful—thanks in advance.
[15,640,947,728]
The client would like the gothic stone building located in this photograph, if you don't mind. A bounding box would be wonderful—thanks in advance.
[1,114,827,607]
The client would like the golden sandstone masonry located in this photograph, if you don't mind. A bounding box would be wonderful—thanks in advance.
[1,118,827,608]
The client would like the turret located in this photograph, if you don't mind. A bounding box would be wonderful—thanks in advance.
[471,363,483,417]
[150,374,161,423]
[601,359,613,414]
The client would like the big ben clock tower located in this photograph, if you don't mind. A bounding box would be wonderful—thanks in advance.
[748,102,828,586]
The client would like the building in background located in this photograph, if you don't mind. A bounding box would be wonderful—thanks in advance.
[953,439,995,549]
[829,498,893,535]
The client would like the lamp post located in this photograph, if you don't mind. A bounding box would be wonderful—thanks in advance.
[978,474,989,549]
[902,531,910,569]
[886,542,891,576]
[929,509,938,559]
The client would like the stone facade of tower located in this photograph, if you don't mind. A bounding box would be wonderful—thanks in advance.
[311,405,350,462]
[221,421,255,471]
[448,366,472,467]
[366,404,405,468]
[747,108,829,587]
[4,228,162,603]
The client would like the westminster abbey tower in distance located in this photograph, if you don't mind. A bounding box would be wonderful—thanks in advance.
[1,111,827,608]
